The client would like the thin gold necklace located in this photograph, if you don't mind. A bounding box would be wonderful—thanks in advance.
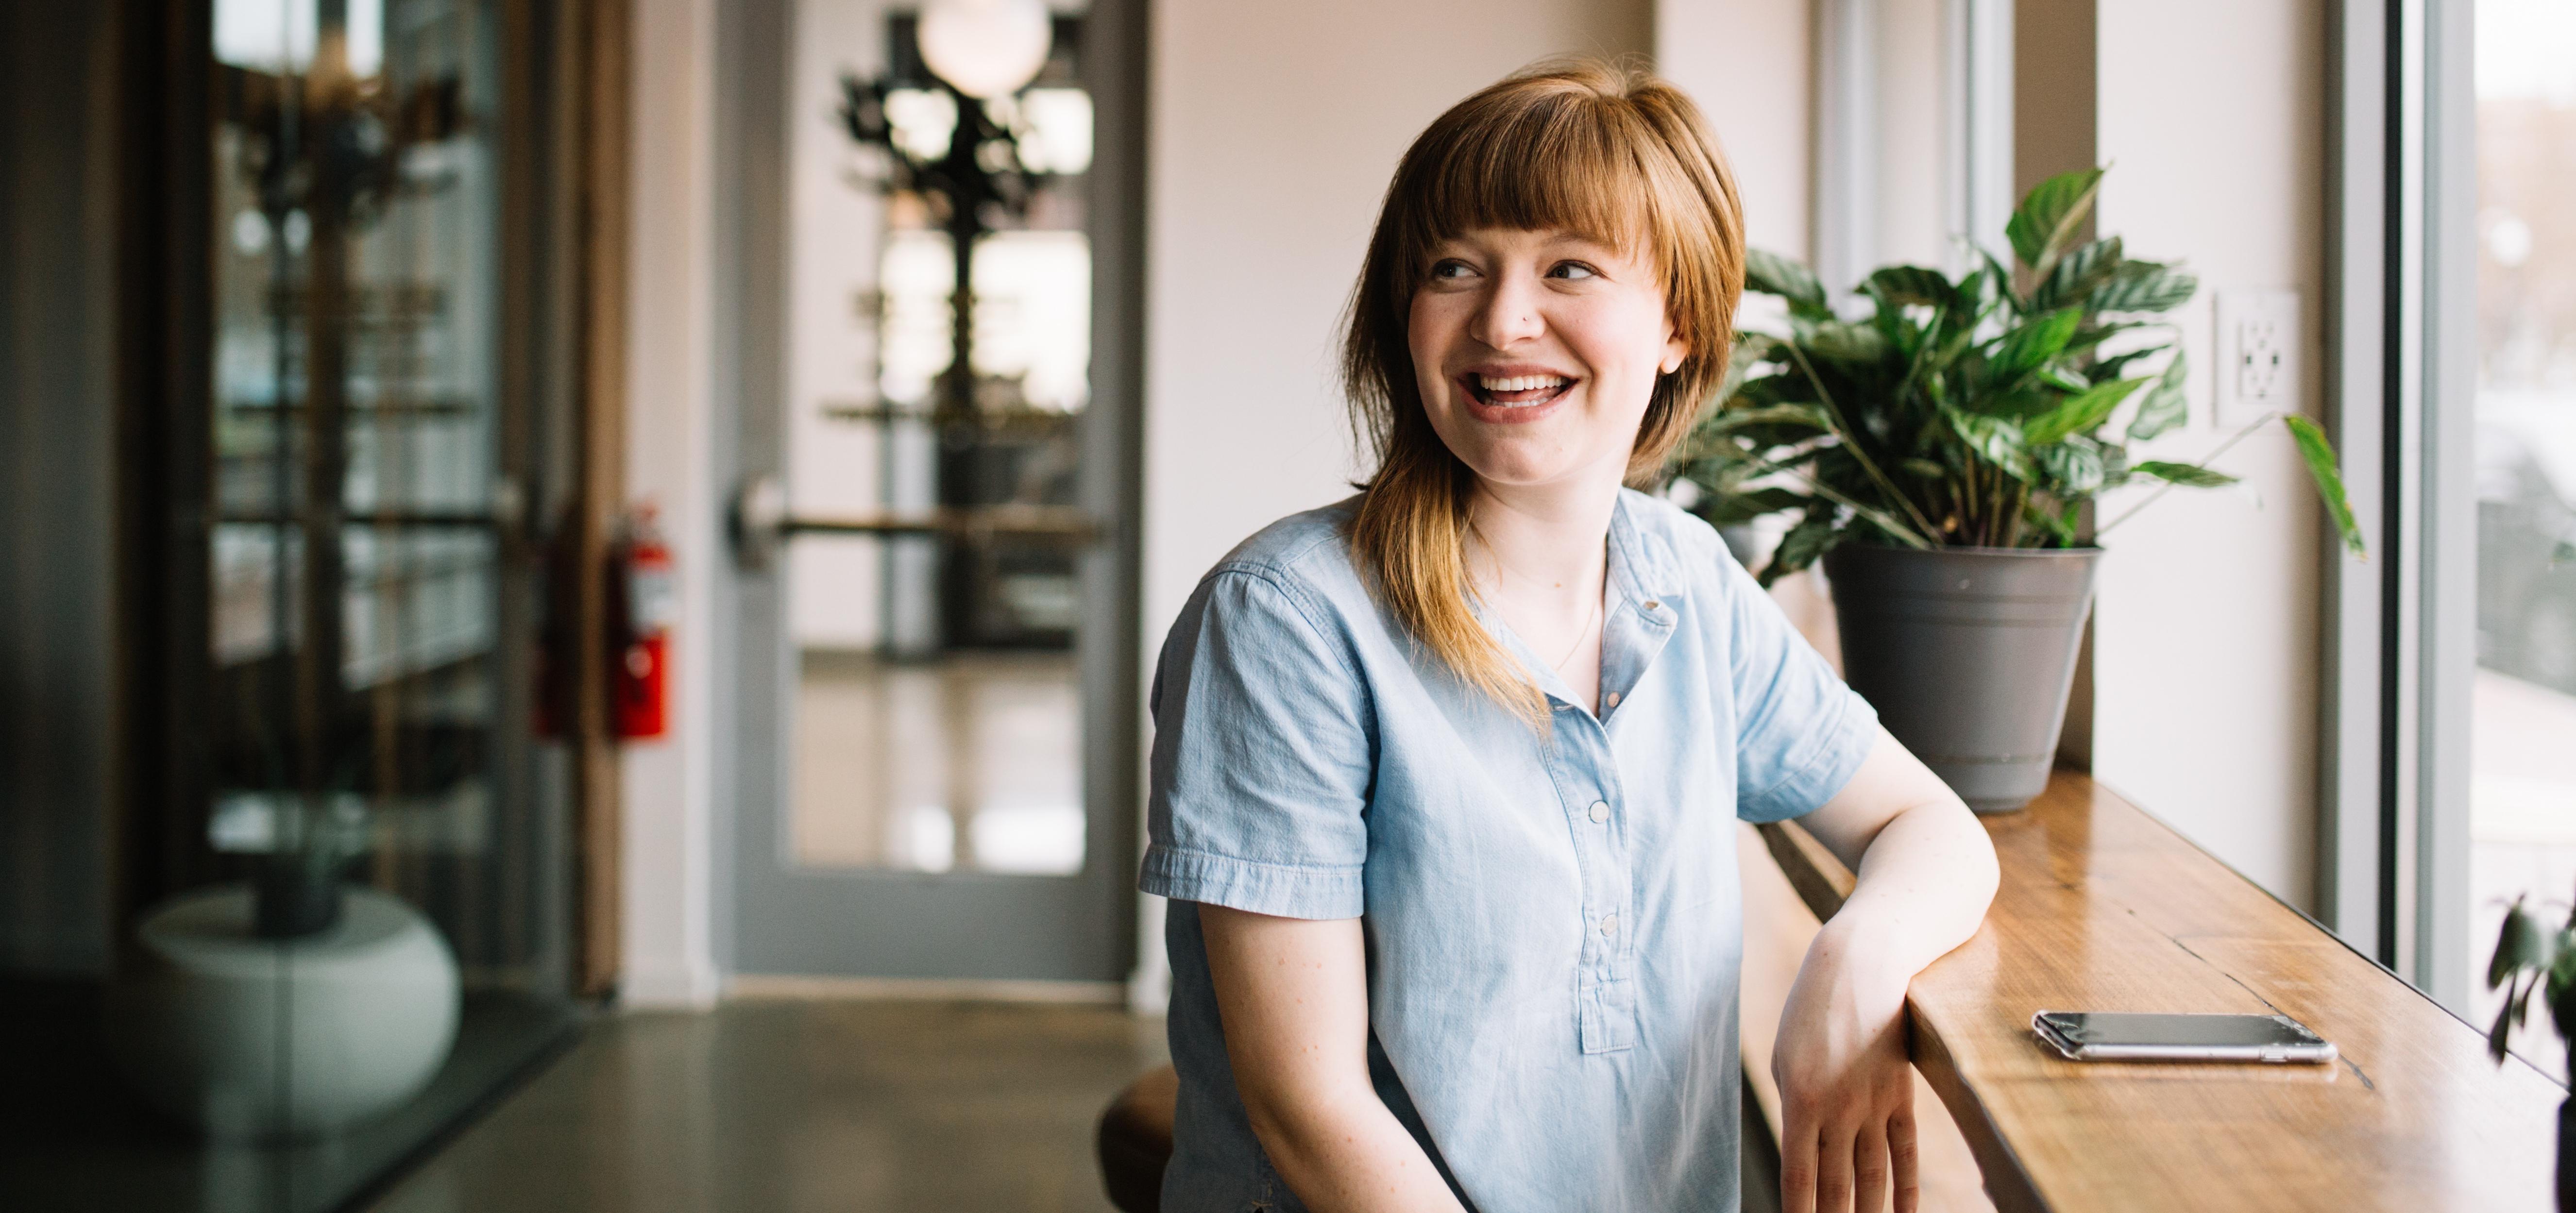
[1467,518,1605,674]
[1549,591,1603,674]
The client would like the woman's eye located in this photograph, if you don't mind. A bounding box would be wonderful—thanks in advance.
[1429,259,1474,281]
[1548,261,1600,280]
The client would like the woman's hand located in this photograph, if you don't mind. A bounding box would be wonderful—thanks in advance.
[1771,921,1918,1213]
[1770,725,2000,1213]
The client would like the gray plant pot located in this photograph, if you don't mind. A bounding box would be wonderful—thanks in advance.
[1821,543,2102,814]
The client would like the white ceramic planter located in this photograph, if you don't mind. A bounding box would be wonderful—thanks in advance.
[107,884,459,1140]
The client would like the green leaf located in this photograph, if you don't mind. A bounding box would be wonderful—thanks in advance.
[1762,506,1843,586]
[2132,459,2240,488]
[1806,321,1891,369]
[1705,400,1828,432]
[2038,439,2109,498]
[2491,990,2520,1064]
[2006,167,2105,276]
[2545,943,2576,1040]
[2031,236,2126,312]
[2025,376,2151,446]
[1976,246,2027,316]
[2491,898,2551,990]
[1947,411,2036,481]
[2037,365,2093,394]
[1696,486,1807,526]
[1975,387,2064,420]
[2126,353,2191,442]
[1746,249,1830,319]
[1863,265,1959,311]
[2093,262,2199,313]
[2285,415,2367,557]
[1987,308,2085,384]
[2061,320,2152,362]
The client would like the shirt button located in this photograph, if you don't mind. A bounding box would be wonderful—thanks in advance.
[1642,600,1661,611]
[1604,691,1621,709]
[1600,914,1619,936]
[1588,801,1610,823]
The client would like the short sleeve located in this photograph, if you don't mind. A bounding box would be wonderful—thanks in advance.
[1720,555,1880,823]
[1140,568,1373,919]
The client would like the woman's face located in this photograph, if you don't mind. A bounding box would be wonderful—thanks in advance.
[1407,226,1685,494]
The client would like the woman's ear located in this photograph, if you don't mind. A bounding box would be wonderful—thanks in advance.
[1660,327,1688,375]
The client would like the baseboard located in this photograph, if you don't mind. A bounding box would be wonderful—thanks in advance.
[723,973,1127,1004]
[620,958,722,1009]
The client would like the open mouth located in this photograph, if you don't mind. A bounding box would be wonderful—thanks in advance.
[1466,371,1576,409]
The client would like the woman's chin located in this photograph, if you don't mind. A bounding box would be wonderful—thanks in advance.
[1458,450,1603,494]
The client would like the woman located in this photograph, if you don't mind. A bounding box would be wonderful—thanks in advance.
[1141,60,1998,1213]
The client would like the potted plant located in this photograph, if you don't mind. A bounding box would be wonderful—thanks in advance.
[1666,167,2364,812]
[2485,893,2576,1208]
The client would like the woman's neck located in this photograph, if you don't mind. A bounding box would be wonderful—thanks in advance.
[1464,466,1623,601]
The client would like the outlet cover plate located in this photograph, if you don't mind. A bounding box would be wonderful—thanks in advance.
[2214,288,2301,427]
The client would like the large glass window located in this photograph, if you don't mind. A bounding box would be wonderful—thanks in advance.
[2463,0,2576,1067]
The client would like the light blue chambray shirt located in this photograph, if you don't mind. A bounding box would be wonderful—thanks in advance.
[1141,489,1879,1213]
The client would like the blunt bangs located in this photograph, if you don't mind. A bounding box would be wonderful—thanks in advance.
[1394,85,1664,281]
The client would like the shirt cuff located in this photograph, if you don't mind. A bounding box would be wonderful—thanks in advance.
[1138,844,1364,919]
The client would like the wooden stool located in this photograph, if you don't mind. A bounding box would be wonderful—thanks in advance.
[1096,1063,1178,1213]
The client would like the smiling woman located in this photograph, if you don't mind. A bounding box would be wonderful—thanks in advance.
[1343,63,1745,722]
[1140,58,1998,1213]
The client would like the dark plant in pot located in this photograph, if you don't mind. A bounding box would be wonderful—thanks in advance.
[1665,167,2366,813]
[2484,892,2576,1209]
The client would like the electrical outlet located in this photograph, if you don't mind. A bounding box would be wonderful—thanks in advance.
[2214,289,2301,427]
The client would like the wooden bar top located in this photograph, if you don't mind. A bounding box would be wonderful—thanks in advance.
[1757,771,2564,1212]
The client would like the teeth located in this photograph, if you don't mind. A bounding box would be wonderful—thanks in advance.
[1477,373,1570,393]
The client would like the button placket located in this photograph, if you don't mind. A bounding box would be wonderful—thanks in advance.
[1548,710,1638,1055]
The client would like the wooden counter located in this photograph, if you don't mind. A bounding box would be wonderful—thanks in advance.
[1757,771,2565,1212]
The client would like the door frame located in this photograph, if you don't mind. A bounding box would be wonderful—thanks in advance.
[712,0,1147,987]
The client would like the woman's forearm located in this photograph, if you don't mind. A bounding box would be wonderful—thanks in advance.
[1827,796,1999,977]
[1244,1085,1468,1213]
[1796,726,2001,981]
[1202,904,1468,1213]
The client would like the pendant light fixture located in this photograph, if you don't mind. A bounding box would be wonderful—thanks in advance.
[916,0,1053,99]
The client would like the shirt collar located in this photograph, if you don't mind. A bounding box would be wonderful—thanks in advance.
[1607,492,1688,610]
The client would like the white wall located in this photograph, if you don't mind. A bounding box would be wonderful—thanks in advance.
[2090,0,2328,909]
[1655,0,1813,262]
[621,0,723,1008]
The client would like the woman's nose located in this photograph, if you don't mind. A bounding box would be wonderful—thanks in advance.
[1468,272,1545,349]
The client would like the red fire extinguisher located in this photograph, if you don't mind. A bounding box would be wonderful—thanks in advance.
[614,503,676,740]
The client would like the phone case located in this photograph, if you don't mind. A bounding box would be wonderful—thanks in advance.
[2031,1011,2340,1064]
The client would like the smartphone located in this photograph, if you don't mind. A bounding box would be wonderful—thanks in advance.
[2031,1010,2338,1063]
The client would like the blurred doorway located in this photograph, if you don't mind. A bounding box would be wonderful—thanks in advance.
[722,0,1143,985]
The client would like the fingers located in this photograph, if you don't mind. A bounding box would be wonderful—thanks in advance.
[1813,1124,1856,1213]
[1889,1106,1921,1213]
[1780,1122,1819,1213]
[1853,1124,1890,1213]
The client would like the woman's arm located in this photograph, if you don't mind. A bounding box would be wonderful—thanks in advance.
[1200,904,1469,1213]
[1770,724,2000,1213]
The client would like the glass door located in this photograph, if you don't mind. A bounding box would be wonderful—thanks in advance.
[25,2,594,1208]
[726,0,1136,984]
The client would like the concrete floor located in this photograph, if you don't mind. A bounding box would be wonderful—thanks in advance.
[369,999,1169,1213]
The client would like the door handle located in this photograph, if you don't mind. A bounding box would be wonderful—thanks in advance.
[729,473,1105,573]
[729,474,791,571]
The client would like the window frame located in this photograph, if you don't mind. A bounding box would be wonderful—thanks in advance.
[2322,0,2478,1009]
